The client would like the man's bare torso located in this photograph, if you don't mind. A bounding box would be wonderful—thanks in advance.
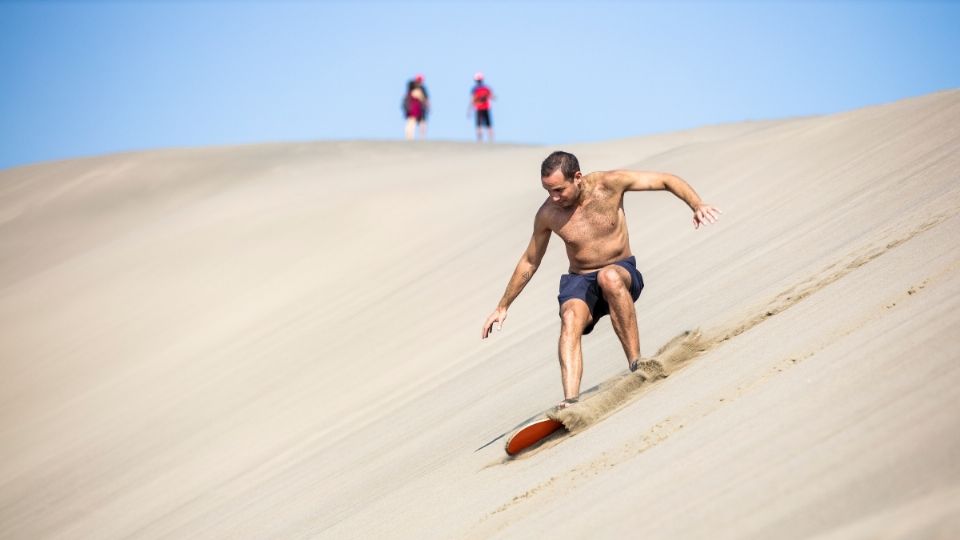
[539,172,632,274]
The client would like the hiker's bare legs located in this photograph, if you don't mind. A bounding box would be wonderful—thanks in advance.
[405,118,417,140]
[558,299,592,403]
[476,127,494,143]
[597,264,641,368]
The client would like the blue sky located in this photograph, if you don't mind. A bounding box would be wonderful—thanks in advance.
[1,1,958,170]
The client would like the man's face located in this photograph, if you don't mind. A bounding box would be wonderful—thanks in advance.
[542,169,581,208]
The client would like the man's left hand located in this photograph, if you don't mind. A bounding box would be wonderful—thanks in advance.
[693,204,722,229]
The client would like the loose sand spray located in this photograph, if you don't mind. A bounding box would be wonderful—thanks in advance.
[549,330,710,432]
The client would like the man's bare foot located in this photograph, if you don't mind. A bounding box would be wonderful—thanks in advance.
[555,397,579,410]
[629,358,666,381]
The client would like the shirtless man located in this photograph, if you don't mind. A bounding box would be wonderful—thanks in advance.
[481,151,721,408]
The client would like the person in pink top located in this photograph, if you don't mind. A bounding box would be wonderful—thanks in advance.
[468,72,495,142]
[403,75,428,140]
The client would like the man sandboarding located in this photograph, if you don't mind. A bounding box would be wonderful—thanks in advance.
[482,151,721,410]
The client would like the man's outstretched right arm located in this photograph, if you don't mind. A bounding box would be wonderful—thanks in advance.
[482,211,551,339]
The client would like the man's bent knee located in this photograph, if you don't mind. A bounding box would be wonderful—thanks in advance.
[560,302,591,331]
[597,266,629,293]
[560,308,583,327]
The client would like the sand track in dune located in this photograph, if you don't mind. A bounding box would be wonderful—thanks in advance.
[551,205,954,434]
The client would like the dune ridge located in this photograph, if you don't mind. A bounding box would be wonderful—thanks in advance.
[1,90,959,539]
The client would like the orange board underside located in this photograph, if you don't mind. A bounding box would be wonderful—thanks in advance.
[505,418,564,455]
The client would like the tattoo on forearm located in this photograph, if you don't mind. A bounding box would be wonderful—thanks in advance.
[521,271,531,283]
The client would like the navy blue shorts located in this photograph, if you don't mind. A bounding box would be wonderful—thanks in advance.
[476,109,492,127]
[557,256,644,335]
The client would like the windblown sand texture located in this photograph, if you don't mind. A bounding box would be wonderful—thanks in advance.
[2,90,959,538]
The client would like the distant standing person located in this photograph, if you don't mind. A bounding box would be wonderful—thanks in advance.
[468,72,495,142]
[403,78,427,140]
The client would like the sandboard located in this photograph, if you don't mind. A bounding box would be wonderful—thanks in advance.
[504,417,565,455]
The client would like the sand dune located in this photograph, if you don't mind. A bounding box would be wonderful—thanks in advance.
[1,90,959,538]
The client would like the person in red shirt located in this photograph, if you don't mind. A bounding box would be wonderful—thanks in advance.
[468,72,495,142]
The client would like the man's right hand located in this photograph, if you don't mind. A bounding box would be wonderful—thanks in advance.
[481,308,508,339]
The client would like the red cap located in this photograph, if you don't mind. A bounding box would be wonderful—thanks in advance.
[415,74,424,82]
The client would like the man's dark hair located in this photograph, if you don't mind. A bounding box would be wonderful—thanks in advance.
[540,151,580,180]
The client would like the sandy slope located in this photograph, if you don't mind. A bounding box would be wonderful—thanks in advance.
[1,90,958,539]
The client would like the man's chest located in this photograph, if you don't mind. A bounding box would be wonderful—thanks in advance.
[550,197,624,243]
